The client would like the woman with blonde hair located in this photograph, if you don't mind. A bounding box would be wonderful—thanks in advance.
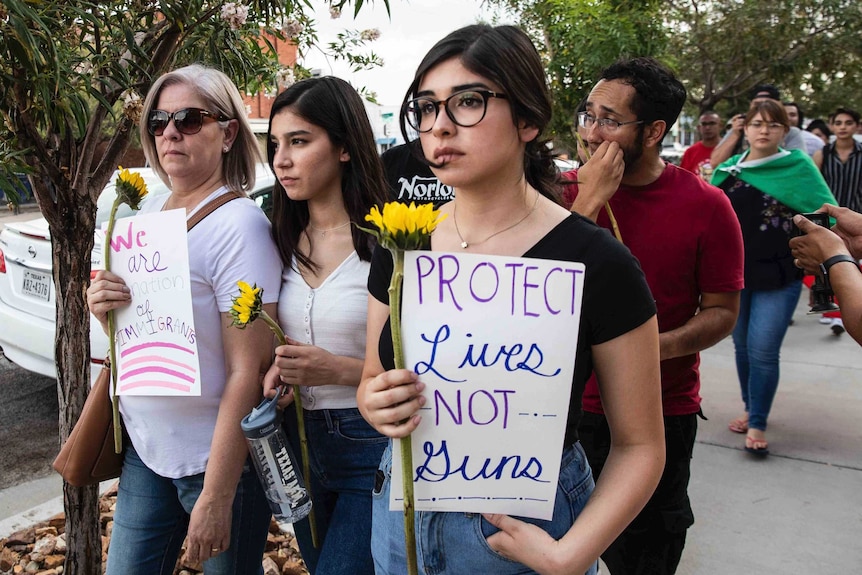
[88,64,281,574]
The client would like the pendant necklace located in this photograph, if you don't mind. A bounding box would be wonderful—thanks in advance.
[307,220,351,237]
[453,189,540,249]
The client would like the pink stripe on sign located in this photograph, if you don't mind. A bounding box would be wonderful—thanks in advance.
[119,380,193,393]
[123,355,196,372]
[121,341,195,358]
[119,366,196,384]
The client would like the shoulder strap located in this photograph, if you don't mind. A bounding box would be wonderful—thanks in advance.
[186,191,245,232]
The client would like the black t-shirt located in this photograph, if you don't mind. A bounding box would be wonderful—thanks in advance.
[718,176,802,290]
[367,213,657,446]
[382,142,454,206]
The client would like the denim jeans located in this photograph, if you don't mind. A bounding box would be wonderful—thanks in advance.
[732,281,802,431]
[283,407,388,575]
[105,444,271,575]
[370,441,598,575]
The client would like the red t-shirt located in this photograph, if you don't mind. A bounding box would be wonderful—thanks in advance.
[562,164,744,415]
[679,141,715,175]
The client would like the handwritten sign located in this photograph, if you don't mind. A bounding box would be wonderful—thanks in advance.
[108,209,201,396]
[390,251,585,520]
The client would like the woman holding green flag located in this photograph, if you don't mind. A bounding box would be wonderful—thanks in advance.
[712,99,837,456]
[357,24,664,575]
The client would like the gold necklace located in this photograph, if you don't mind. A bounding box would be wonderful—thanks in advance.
[453,189,540,249]
[307,220,351,237]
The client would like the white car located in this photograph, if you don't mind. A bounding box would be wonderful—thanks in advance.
[0,165,276,379]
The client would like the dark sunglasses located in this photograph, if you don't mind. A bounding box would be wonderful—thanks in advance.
[147,108,229,136]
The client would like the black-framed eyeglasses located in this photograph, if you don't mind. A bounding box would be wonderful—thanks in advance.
[403,89,508,133]
[577,111,644,133]
[147,108,229,136]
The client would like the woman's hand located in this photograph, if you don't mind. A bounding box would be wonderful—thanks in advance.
[86,270,131,331]
[262,363,294,410]
[483,514,577,575]
[357,370,425,438]
[273,338,359,388]
[185,491,233,565]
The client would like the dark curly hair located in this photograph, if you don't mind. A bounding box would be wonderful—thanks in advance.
[599,57,687,140]
[399,24,560,203]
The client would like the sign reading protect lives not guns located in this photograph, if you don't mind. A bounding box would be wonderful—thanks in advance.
[390,251,584,521]
[108,209,201,396]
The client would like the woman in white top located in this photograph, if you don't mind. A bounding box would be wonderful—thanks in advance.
[87,65,282,574]
[263,76,389,574]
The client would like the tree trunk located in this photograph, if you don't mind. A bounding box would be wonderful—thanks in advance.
[51,186,102,575]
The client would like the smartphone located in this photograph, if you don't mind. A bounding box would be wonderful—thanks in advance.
[791,212,830,237]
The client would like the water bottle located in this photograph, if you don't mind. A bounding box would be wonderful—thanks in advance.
[241,393,312,527]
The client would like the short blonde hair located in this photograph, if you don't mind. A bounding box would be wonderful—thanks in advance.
[139,64,260,193]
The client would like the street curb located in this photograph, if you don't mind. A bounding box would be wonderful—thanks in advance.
[0,476,114,538]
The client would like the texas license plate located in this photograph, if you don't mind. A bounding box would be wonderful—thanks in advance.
[22,269,51,302]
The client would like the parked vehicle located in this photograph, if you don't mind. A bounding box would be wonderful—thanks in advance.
[0,165,275,379]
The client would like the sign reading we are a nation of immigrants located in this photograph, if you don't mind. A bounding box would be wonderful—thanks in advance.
[108,209,201,397]
[391,251,585,521]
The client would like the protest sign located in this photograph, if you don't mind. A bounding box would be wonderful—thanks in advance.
[107,209,201,396]
[390,251,585,520]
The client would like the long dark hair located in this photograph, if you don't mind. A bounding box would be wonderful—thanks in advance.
[399,24,560,203]
[267,76,387,271]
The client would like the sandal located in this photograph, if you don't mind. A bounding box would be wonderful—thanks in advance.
[745,434,769,456]
[728,416,749,434]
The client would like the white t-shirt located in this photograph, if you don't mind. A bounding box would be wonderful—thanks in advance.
[120,187,282,478]
[278,251,369,410]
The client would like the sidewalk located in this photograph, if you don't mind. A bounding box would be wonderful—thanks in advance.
[677,294,862,574]
[2,292,860,573]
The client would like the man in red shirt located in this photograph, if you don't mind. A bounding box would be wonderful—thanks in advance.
[680,110,721,180]
[564,57,744,575]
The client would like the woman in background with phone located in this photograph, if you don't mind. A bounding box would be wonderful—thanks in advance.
[711,99,836,456]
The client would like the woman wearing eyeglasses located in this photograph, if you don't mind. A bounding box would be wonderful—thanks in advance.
[87,64,281,574]
[357,25,664,575]
[712,100,836,456]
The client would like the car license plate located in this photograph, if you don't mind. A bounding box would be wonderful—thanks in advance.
[22,269,51,302]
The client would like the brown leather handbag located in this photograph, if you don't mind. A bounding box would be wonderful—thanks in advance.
[52,190,246,486]
[52,359,121,486]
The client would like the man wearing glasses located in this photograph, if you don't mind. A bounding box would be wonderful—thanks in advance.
[563,58,744,575]
[680,111,722,180]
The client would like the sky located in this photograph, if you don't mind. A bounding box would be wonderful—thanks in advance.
[302,0,515,106]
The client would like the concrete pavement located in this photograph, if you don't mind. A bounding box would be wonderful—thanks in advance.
[1,256,860,572]
[677,294,862,574]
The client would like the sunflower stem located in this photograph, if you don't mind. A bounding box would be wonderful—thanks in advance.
[260,310,319,548]
[105,197,123,454]
[388,249,417,575]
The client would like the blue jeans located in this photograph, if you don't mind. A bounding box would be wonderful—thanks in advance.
[370,441,598,575]
[106,444,271,575]
[732,281,802,431]
[284,407,388,575]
